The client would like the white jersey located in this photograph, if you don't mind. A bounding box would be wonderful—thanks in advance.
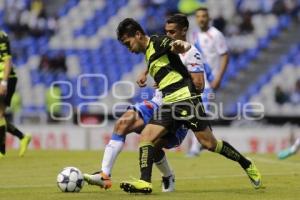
[190,26,228,78]
[151,45,205,106]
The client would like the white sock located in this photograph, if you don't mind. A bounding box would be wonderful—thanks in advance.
[291,138,300,153]
[155,155,172,177]
[189,132,201,153]
[101,139,124,176]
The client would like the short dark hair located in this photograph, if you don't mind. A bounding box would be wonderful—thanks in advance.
[116,18,145,41]
[166,13,189,29]
[195,7,209,13]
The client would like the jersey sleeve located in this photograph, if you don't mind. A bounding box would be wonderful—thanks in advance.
[153,35,173,53]
[0,32,11,61]
[214,30,228,55]
[185,46,205,73]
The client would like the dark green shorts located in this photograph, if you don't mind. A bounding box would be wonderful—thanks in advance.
[149,96,211,132]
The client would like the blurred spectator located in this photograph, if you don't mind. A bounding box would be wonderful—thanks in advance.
[39,52,67,74]
[4,0,57,39]
[38,54,51,72]
[51,52,67,73]
[290,79,300,104]
[272,0,288,15]
[30,0,44,16]
[239,11,254,34]
[213,15,226,33]
[275,85,289,105]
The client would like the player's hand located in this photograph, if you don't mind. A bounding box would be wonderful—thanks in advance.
[210,79,221,90]
[153,82,158,89]
[170,40,191,54]
[0,84,7,96]
[136,72,147,87]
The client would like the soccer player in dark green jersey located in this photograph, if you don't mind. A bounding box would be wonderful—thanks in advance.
[116,18,262,193]
[0,30,31,159]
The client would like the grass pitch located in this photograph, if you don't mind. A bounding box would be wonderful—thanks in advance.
[0,150,299,200]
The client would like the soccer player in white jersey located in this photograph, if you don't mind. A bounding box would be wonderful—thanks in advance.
[83,14,206,192]
[187,7,230,157]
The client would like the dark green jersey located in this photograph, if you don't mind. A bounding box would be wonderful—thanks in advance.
[0,31,16,79]
[145,35,196,103]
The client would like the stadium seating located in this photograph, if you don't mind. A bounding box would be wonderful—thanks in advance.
[221,14,291,88]
[240,43,300,116]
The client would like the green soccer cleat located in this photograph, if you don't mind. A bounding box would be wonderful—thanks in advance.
[245,159,262,189]
[0,152,4,159]
[120,179,152,194]
[278,148,295,160]
[19,134,32,157]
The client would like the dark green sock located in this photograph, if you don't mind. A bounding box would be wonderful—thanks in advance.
[7,122,24,140]
[139,142,155,182]
[0,118,7,154]
[215,140,251,169]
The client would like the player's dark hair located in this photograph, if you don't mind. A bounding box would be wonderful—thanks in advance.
[166,14,189,30]
[195,7,209,13]
[117,18,145,41]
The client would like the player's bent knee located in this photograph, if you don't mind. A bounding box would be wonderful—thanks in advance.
[114,120,130,135]
[114,115,136,134]
[197,137,217,151]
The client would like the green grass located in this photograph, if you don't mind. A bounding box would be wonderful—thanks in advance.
[0,150,300,200]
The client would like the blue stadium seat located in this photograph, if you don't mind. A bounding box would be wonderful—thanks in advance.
[279,55,290,66]
[74,0,128,37]
[257,73,271,87]
[279,15,291,29]
[30,69,42,86]
[237,95,249,105]
[60,103,72,116]
[269,64,282,76]
[36,105,46,113]
[58,0,79,17]
[245,47,259,60]
[258,36,270,49]
[44,73,56,87]
[268,22,280,39]
[247,84,260,97]
[226,102,238,116]
[288,45,300,59]
[236,55,249,71]
[22,106,37,114]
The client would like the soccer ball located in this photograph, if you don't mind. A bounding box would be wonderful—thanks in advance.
[56,167,84,192]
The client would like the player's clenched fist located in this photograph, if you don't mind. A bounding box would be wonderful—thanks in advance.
[170,40,191,54]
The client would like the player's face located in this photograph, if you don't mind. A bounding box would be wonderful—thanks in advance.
[165,23,185,40]
[121,33,142,54]
[195,10,209,30]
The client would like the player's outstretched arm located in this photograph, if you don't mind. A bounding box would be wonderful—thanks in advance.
[191,72,205,92]
[211,52,229,90]
[136,68,148,87]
